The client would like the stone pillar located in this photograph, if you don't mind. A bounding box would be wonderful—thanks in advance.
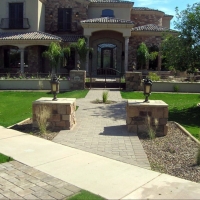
[124,37,129,72]
[126,100,168,137]
[70,70,86,90]
[125,72,142,91]
[85,35,90,73]
[32,97,76,131]
[19,48,25,73]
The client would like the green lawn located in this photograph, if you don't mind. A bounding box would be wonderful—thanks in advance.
[0,153,13,164]
[67,190,105,200]
[121,91,200,139]
[0,90,88,127]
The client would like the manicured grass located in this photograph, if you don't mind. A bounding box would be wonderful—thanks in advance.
[121,91,200,139]
[67,190,105,200]
[0,90,88,127]
[0,153,13,164]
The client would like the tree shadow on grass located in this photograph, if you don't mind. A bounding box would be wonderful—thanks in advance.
[169,105,200,136]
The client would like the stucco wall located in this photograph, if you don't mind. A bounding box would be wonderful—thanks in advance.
[0,0,44,32]
[38,0,45,31]
[88,6,131,20]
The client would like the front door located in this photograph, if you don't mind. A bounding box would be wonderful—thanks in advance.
[101,48,113,69]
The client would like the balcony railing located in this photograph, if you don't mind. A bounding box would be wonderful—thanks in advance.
[0,18,30,29]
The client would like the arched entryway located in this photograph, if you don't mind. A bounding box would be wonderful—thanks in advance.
[90,31,124,76]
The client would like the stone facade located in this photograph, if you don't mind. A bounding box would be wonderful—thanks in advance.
[0,0,174,74]
[131,13,162,27]
[126,99,168,137]
[32,97,76,131]
[129,35,162,69]
[125,72,143,91]
[70,70,86,90]
[45,0,88,34]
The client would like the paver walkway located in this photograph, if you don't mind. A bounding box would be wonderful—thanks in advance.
[53,89,150,169]
[0,161,80,199]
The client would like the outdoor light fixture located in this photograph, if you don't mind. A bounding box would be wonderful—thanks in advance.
[143,77,152,103]
[49,11,53,18]
[50,74,60,101]
[77,60,81,70]
[75,12,79,17]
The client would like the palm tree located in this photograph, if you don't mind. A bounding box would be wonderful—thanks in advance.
[43,42,70,75]
[70,38,93,69]
[137,42,158,69]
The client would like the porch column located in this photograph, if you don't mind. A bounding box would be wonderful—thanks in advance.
[124,37,129,72]
[19,48,25,73]
[85,35,90,73]
[157,52,162,71]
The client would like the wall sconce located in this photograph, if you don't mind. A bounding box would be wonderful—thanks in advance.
[77,60,81,70]
[49,11,53,18]
[75,12,79,17]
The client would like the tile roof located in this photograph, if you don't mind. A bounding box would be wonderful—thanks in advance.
[0,31,62,40]
[164,14,173,17]
[133,7,164,13]
[81,17,134,24]
[132,24,177,32]
[89,0,133,3]
[59,35,84,42]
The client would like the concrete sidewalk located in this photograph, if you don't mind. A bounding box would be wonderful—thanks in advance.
[0,127,200,199]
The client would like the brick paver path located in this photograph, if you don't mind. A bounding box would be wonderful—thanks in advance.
[53,89,150,169]
[0,161,81,199]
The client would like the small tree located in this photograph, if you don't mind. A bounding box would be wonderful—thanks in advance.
[70,38,93,69]
[161,3,200,72]
[137,42,158,69]
[42,42,70,74]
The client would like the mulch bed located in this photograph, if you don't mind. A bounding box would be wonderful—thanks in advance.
[10,118,59,140]
[10,119,200,183]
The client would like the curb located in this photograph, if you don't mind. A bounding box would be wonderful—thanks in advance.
[172,121,200,146]
[7,118,31,129]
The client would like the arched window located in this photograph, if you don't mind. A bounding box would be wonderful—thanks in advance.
[101,9,114,17]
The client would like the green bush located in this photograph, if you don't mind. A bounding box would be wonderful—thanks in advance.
[149,72,160,81]
[102,91,109,103]
[173,85,179,92]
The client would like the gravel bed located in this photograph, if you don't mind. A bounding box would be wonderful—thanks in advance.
[139,121,200,183]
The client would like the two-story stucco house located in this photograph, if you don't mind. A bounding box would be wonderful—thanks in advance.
[0,0,176,76]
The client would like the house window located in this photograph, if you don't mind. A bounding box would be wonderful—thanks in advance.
[101,9,114,17]
[58,8,72,31]
[9,3,23,29]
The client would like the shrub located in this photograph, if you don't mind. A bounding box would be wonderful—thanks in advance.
[173,84,179,92]
[145,115,158,140]
[102,91,109,103]
[149,72,160,81]
[35,105,51,134]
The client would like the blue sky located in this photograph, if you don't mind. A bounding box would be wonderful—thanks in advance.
[133,0,198,29]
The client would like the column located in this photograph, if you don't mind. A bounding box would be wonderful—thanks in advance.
[19,48,25,73]
[124,37,129,72]
[85,35,90,73]
[157,52,162,71]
